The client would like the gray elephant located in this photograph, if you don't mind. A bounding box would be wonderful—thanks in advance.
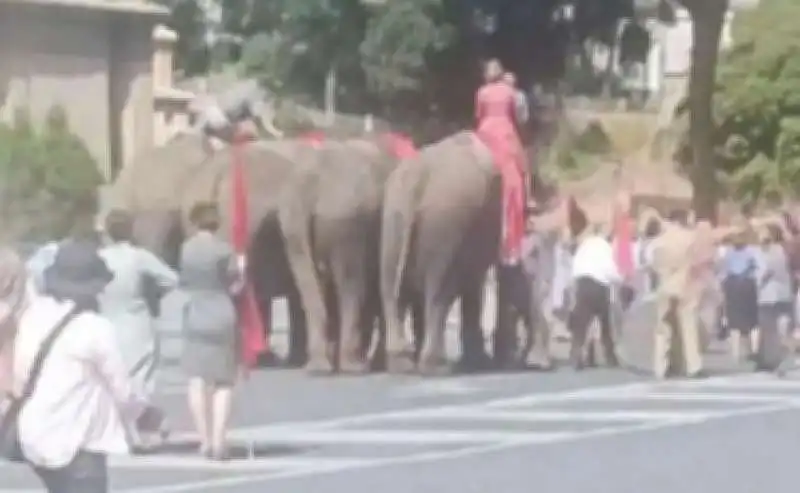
[380,131,556,375]
[109,136,311,365]
[380,132,502,375]
[279,138,399,374]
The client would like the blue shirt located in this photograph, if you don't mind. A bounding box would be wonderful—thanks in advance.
[722,246,757,278]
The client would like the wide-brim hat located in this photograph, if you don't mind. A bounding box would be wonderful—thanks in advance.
[43,238,113,305]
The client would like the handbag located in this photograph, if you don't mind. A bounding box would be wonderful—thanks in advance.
[0,307,77,462]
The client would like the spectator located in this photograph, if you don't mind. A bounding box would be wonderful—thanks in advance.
[754,223,793,371]
[651,208,706,379]
[99,210,178,450]
[0,246,147,493]
[721,224,759,362]
[568,219,621,371]
[180,202,243,461]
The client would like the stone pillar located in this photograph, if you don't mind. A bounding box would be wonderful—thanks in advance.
[152,24,177,90]
[658,7,692,129]
[645,18,663,99]
[152,24,178,146]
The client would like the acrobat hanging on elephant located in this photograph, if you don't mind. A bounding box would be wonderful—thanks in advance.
[189,78,285,154]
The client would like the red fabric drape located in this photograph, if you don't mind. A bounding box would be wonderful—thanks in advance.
[300,131,418,160]
[383,132,418,159]
[613,207,635,280]
[231,133,267,369]
[300,131,326,147]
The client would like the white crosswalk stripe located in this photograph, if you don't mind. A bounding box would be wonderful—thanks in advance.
[6,373,800,493]
[105,372,800,479]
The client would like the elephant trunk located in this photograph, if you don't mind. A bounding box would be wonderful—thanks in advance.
[279,173,329,369]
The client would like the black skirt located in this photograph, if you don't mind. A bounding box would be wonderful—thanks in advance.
[723,274,758,333]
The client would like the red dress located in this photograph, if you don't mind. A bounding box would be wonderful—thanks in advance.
[475,81,527,264]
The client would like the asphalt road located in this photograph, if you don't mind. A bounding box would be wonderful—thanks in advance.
[3,293,800,493]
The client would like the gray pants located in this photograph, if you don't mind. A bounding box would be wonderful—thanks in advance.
[34,451,107,493]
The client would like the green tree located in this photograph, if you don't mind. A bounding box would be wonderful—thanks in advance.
[678,0,729,220]
[155,0,210,76]
[683,0,800,206]
[359,0,456,111]
[0,107,102,242]
[240,0,369,108]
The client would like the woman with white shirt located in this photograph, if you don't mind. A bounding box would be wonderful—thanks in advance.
[0,245,147,493]
[99,210,178,449]
[568,222,622,370]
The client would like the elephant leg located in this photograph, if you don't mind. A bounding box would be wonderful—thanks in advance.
[411,296,425,362]
[366,306,385,371]
[418,269,458,376]
[523,276,553,371]
[493,265,520,369]
[332,246,369,374]
[254,298,279,367]
[457,277,492,373]
[364,278,386,371]
[285,250,332,375]
[286,289,308,368]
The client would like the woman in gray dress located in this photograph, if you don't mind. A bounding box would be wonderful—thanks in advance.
[180,202,243,460]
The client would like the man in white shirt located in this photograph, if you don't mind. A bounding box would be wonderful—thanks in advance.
[0,246,146,493]
[568,225,622,370]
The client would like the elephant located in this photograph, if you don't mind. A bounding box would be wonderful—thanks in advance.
[279,138,399,374]
[380,131,554,375]
[380,132,500,375]
[108,135,312,366]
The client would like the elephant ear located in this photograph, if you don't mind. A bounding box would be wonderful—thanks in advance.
[212,140,314,243]
[109,133,209,212]
[179,148,230,233]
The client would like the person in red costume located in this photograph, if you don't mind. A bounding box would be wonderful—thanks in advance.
[612,190,636,309]
[475,58,527,265]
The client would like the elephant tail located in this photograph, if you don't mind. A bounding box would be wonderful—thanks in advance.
[380,168,418,327]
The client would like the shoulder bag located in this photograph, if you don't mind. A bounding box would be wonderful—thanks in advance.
[0,307,77,462]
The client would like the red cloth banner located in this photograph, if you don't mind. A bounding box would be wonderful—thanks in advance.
[382,132,418,159]
[612,201,635,281]
[231,133,267,369]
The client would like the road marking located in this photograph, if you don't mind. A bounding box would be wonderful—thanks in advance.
[119,401,797,493]
[410,408,718,423]
[238,429,574,445]
[225,381,653,436]
[591,391,800,403]
[11,373,799,493]
[393,380,483,398]
[693,378,800,389]
[109,455,367,471]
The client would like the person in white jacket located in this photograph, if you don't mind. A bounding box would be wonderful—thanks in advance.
[0,246,148,493]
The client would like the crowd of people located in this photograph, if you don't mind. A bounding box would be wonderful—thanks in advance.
[531,202,800,379]
[0,198,245,492]
[1,57,797,493]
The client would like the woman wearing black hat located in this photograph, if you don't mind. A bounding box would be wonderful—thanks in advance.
[1,246,148,493]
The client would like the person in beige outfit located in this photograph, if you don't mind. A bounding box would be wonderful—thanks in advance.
[650,209,706,379]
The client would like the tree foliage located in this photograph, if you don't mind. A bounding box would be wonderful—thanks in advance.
[0,107,102,243]
[163,0,638,125]
[684,0,800,205]
[155,0,210,76]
